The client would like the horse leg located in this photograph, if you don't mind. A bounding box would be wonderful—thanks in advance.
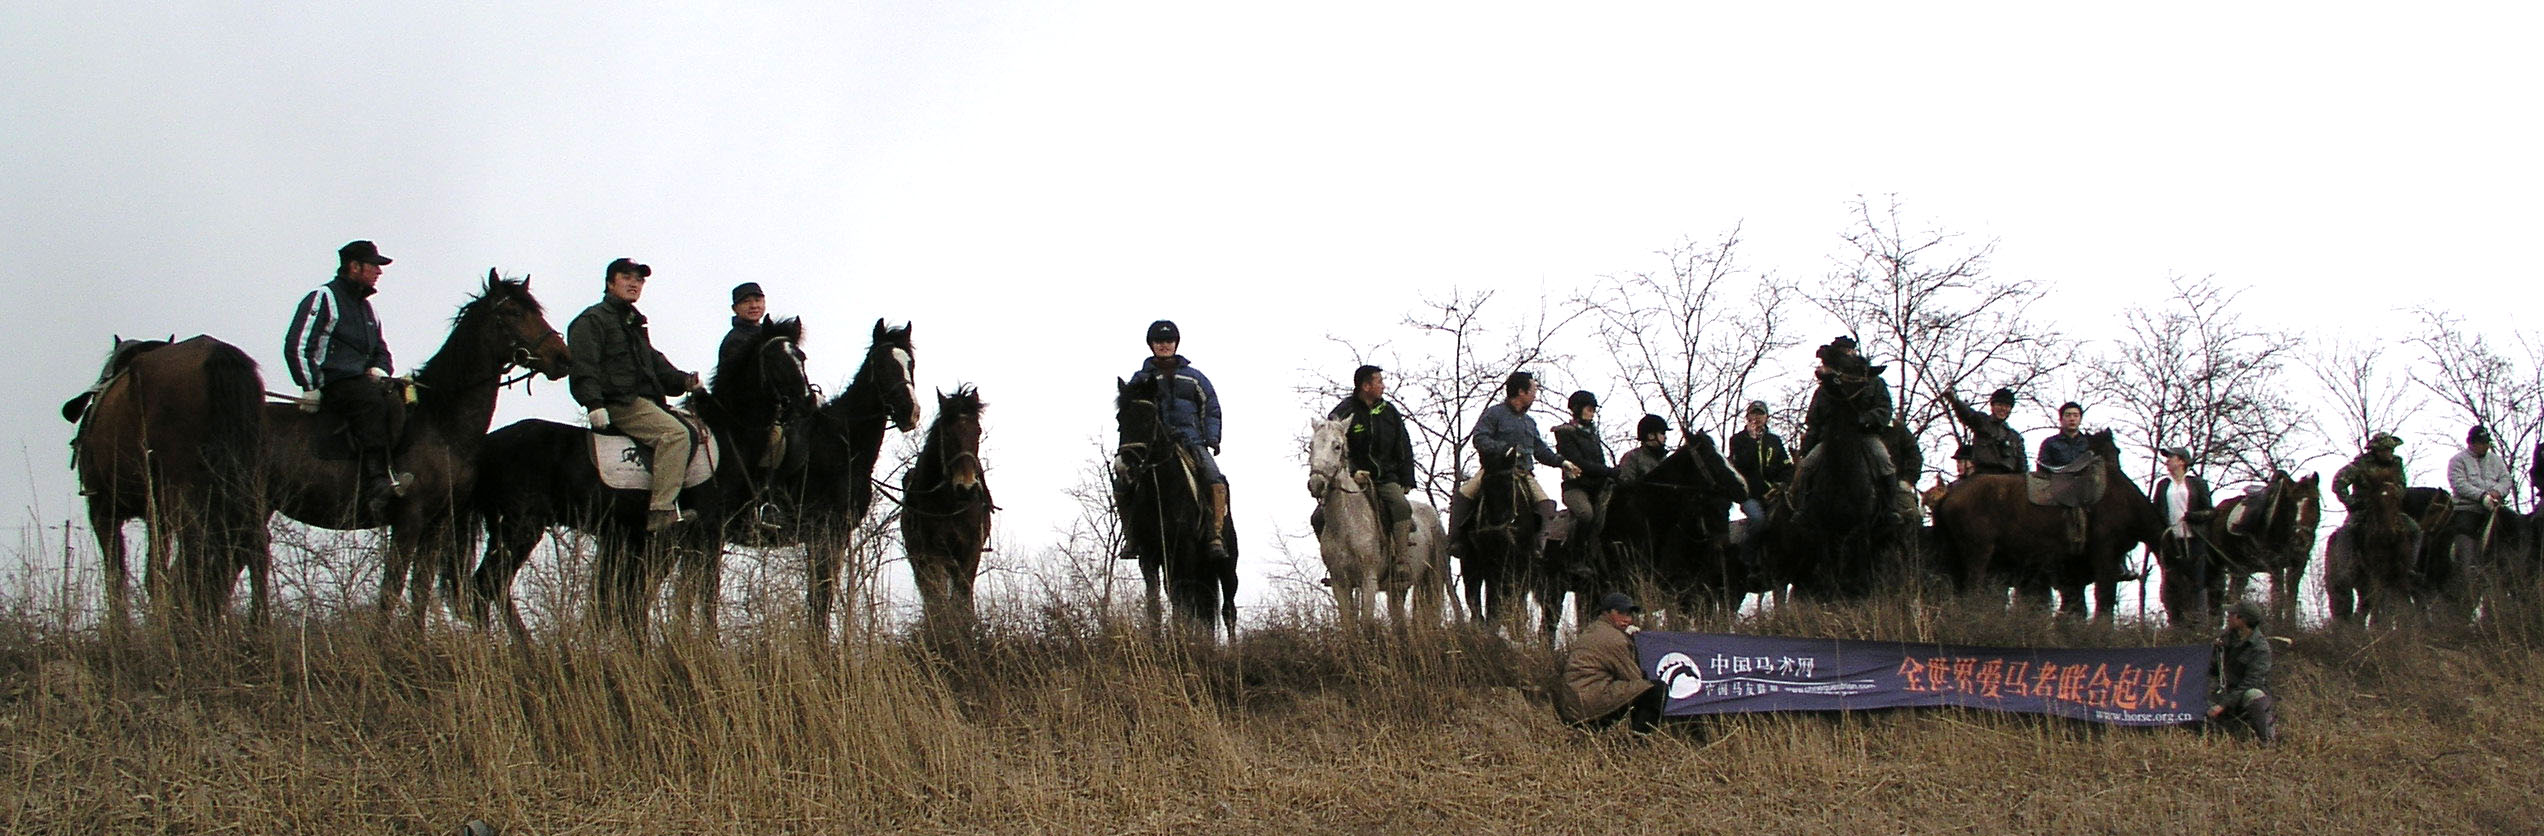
[806,540,840,637]
[90,504,131,632]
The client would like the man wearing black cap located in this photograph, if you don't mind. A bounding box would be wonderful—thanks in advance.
[1729,399,1794,530]
[2449,424,2515,543]
[717,282,767,376]
[1127,320,1232,559]
[1948,387,2028,475]
[2207,599,2277,744]
[1558,591,1664,733]
[568,258,706,532]
[1615,414,1672,484]
[1325,364,1416,553]
[284,240,403,518]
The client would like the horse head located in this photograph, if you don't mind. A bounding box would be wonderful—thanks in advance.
[1683,430,1749,504]
[1114,378,1168,470]
[930,385,986,491]
[2286,472,2323,550]
[866,319,920,433]
[472,269,571,380]
[716,317,814,422]
[1306,417,1353,498]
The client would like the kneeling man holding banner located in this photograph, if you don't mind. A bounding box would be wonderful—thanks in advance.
[1558,592,1668,734]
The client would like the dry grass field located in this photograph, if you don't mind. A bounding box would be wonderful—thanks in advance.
[4,578,2541,835]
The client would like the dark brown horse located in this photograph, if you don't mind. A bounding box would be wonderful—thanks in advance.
[1115,380,1238,638]
[2323,471,2430,626]
[1932,430,2160,622]
[263,271,568,623]
[2180,471,2320,627]
[64,336,267,625]
[796,320,921,636]
[902,386,992,630]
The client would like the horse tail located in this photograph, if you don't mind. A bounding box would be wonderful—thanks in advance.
[196,339,265,481]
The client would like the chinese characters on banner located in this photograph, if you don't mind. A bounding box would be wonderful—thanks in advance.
[1636,632,2210,726]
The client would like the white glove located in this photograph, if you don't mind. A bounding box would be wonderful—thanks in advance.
[298,389,322,414]
[587,408,612,430]
[366,367,389,380]
[1563,462,1583,479]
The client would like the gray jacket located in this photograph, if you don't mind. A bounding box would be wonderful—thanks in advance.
[2449,448,2515,507]
[1472,403,1563,470]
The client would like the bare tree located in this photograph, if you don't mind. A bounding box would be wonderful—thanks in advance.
[1303,287,1587,509]
[2301,336,2423,467]
[2409,309,2544,505]
[1572,226,1803,440]
[1809,195,2072,475]
[2083,275,2306,485]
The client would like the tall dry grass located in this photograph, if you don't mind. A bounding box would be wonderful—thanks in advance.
[5,559,2544,834]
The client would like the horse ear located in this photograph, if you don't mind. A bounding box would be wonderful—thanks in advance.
[874,318,887,341]
[1867,364,1888,375]
[521,273,532,290]
[485,268,500,291]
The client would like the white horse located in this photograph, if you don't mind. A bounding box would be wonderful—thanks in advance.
[1307,417,1451,630]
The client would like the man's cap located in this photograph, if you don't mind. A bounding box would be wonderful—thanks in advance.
[338,240,392,266]
[1829,335,1858,352]
[1568,390,1598,412]
[1597,592,1641,614]
[2230,599,2265,628]
[731,282,763,304]
[1146,320,1179,344]
[2160,446,2192,463]
[2469,425,2493,445]
[1746,400,1770,416]
[1989,387,2017,406]
[2371,432,2403,450]
[1638,414,1669,438]
[606,257,651,278]
[2059,401,2085,415]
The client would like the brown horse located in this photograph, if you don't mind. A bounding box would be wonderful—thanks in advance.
[64,336,268,625]
[262,271,568,623]
[901,386,992,630]
[1931,430,2161,622]
[2324,471,2428,626]
[2185,471,2321,628]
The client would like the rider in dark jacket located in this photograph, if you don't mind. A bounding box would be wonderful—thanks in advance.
[1949,387,2028,475]
[1127,320,1231,558]
[1552,390,1617,535]
[1327,364,1417,547]
[2035,402,2092,471]
[283,240,401,517]
[568,258,704,532]
[717,282,766,377]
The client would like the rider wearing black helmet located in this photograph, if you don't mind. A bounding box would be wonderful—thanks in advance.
[1126,319,1232,559]
[1552,390,1618,538]
[1615,414,1672,483]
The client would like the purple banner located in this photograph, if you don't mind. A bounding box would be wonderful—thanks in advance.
[1636,632,2210,726]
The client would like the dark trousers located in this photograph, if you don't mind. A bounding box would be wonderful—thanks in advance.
[1578,682,1666,734]
[322,377,395,452]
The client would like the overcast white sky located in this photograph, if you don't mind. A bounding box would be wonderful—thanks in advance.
[7,3,2541,615]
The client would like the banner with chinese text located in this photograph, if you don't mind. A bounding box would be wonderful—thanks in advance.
[1636,632,2209,726]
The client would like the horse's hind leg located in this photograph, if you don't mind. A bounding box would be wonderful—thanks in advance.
[90,504,131,631]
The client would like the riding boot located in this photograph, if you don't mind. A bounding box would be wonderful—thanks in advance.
[357,451,395,520]
[1206,483,1230,560]
[2243,694,2278,744]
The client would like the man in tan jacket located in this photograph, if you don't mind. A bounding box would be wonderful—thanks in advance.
[1558,592,1664,733]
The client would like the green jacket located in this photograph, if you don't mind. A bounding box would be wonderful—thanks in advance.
[567,296,692,409]
[2215,630,2272,708]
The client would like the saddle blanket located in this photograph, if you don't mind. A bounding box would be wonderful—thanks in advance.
[591,413,720,492]
[2026,455,2105,507]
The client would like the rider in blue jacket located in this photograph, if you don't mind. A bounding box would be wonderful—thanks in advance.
[1128,320,1231,558]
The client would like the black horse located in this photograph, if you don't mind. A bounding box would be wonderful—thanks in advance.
[1114,380,1238,638]
[1558,431,1752,627]
[470,319,813,640]
[1460,446,1544,632]
[796,320,920,636]
[1774,357,1897,599]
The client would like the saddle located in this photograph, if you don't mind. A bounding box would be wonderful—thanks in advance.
[590,410,722,491]
[2026,455,2106,507]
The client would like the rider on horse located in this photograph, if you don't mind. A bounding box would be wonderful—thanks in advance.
[2333,432,2417,537]
[1552,390,1617,542]
[569,258,706,533]
[284,239,403,518]
[717,282,766,375]
[1324,364,1417,555]
[1728,399,1793,534]
[1127,319,1232,560]
[1948,386,2027,475]
[2448,424,2515,539]
[2035,402,2092,472]
[1615,414,1671,483]
[1449,371,1577,554]
[1792,336,1899,525]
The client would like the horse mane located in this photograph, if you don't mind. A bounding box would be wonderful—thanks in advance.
[938,384,983,416]
[448,273,543,326]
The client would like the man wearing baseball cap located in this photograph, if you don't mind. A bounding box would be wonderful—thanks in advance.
[717,282,767,375]
[1557,592,1665,734]
[283,239,403,519]
[2208,599,2278,744]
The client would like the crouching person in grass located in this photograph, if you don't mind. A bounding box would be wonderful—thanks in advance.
[2208,599,2279,745]
[1558,592,1666,734]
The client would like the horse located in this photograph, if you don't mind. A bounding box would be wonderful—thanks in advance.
[1594,431,1751,625]
[1114,380,1238,638]
[1931,430,2161,622]
[1774,358,1898,600]
[2322,471,2434,627]
[796,320,920,636]
[1306,417,1448,632]
[902,386,993,631]
[2175,471,2321,628]
[470,315,820,640]
[64,335,268,626]
[1458,445,1545,633]
[262,271,569,625]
